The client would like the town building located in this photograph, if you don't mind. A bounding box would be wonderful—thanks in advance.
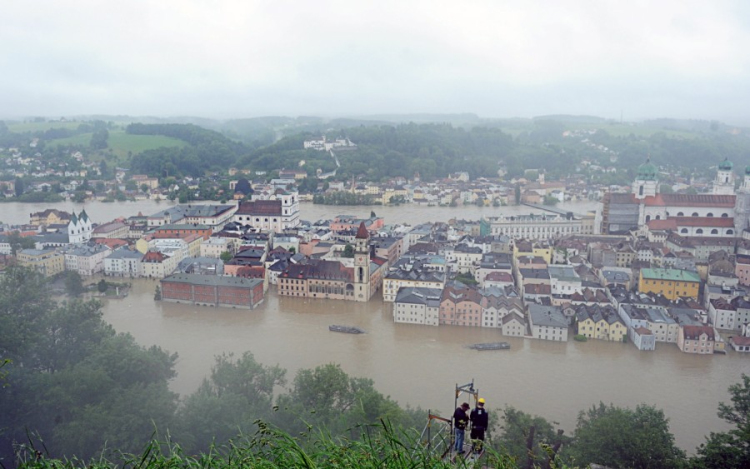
[638,268,701,300]
[64,244,111,276]
[160,273,264,309]
[677,325,716,354]
[104,247,143,277]
[393,287,442,326]
[440,283,482,327]
[17,248,65,277]
[30,209,71,227]
[527,304,569,341]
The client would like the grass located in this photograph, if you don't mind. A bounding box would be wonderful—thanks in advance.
[10,421,576,469]
[48,130,187,159]
[7,121,83,132]
[567,122,699,139]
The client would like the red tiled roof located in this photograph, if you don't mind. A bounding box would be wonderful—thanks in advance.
[644,194,736,208]
[731,336,750,346]
[673,217,734,228]
[682,325,715,341]
[647,219,678,230]
[356,221,370,239]
[94,238,128,249]
[142,251,167,263]
[485,271,513,282]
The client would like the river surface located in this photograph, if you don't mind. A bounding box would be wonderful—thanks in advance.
[1,198,596,227]
[5,199,749,451]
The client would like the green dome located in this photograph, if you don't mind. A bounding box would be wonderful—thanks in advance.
[745,165,750,176]
[719,158,733,171]
[636,158,658,181]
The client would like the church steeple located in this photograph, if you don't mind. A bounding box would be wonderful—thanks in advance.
[353,222,371,302]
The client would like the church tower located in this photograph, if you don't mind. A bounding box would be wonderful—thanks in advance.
[713,158,735,195]
[632,157,658,200]
[353,221,371,302]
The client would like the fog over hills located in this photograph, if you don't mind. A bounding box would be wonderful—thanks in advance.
[2,1,750,124]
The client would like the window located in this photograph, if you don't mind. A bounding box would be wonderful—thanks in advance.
[711,229,719,235]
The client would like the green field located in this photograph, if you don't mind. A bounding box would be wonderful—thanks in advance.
[568,122,699,139]
[49,130,187,159]
[6,120,84,132]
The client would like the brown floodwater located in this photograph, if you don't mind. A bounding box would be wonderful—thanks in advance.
[102,279,750,453]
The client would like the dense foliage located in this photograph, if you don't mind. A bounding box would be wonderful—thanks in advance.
[127,124,249,177]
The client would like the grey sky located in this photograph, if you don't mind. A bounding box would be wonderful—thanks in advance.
[2,0,749,123]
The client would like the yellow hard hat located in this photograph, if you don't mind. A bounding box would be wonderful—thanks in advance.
[478,398,485,404]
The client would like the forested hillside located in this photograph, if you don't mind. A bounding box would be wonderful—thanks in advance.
[4,116,750,183]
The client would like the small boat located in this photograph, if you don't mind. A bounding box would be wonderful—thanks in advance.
[468,342,510,351]
[329,325,366,334]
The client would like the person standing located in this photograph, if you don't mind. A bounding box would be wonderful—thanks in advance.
[453,402,470,454]
[470,397,489,454]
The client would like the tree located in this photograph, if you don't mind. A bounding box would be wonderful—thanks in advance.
[13,177,23,197]
[496,406,569,468]
[691,374,750,468]
[220,251,233,262]
[140,183,149,193]
[174,352,285,454]
[570,402,685,469]
[543,195,559,206]
[154,285,161,301]
[125,180,137,191]
[65,271,85,297]
[90,128,109,149]
[343,244,355,258]
[0,266,179,461]
[97,279,108,294]
[515,184,521,205]
[6,230,36,255]
[274,363,404,437]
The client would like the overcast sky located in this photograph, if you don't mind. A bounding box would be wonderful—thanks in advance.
[2,0,749,123]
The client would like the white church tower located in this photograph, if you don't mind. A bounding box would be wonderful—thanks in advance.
[68,210,93,244]
[713,158,735,195]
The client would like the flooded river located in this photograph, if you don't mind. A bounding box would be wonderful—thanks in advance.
[101,279,749,453]
[5,199,749,451]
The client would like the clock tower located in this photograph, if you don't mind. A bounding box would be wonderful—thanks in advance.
[354,221,371,302]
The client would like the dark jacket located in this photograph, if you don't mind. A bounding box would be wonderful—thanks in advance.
[453,407,469,430]
[470,406,488,430]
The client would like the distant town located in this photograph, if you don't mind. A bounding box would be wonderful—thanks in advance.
[2,132,750,357]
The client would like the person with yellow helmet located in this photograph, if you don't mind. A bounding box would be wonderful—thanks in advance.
[470,397,488,454]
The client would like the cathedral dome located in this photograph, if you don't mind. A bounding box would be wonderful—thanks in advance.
[718,158,733,171]
[636,158,658,181]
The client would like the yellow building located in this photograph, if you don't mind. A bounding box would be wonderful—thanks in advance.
[17,249,65,277]
[30,209,71,226]
[513,240,552,265]
[639,268,701,300]
[575,305,626,342]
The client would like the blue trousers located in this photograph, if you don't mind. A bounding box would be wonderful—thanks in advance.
[454,428,465,453]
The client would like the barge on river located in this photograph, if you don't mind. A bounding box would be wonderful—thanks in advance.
[468,342,510,351]
[329,325,366,334]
